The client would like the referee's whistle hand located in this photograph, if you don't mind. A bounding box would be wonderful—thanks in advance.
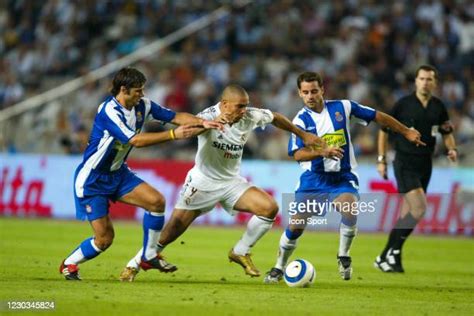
[377,163,388,180]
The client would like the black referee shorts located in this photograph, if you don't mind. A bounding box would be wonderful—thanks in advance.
[393,153,433,193]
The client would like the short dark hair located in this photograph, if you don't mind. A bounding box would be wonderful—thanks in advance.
[415,64,438,80]
[297,71,324,89]
[110,67,146,96]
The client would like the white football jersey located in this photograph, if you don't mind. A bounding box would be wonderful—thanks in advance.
[192,103,274,182]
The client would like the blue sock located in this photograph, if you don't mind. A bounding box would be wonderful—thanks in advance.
[64,237,102,265]
[142,212,165,261]
[80,237,102,259]
[285,227,303,240]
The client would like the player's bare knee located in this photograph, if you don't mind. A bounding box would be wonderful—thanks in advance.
[268,201,279,218]
[148,195,166,213]
[258,200,278,219]
[95,233,114,250]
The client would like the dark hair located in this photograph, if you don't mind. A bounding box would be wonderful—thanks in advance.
[110,67,146,96]
[297,71,324,89]
[415,64,438,80]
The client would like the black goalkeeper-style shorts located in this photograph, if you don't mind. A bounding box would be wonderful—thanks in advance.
[393,153,433,193]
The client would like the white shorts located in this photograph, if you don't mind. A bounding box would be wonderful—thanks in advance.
[175,170,252,215]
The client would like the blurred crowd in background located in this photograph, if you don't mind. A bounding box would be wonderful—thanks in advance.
[1,0,473,164]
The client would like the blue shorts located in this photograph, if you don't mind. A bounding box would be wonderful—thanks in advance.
[293,171,360,217]
[296,171,359,197]
[73,165,144,221]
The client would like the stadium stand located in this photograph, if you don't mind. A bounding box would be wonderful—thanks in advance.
[0,0,473,164]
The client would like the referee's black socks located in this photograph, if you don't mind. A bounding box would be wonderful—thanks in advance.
[380,213,419,258]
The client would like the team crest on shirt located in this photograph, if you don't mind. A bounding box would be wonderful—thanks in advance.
[85,205,92,213]
[335,111,343,122]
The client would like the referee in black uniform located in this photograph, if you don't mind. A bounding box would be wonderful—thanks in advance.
[374,65,457,273]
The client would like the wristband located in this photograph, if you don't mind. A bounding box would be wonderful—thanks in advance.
[376,155,386,164]
[169,129,176,140]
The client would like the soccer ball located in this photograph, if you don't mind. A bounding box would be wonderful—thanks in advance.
[284,259,316,288]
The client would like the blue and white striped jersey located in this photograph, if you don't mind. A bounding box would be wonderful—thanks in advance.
[288,99,376,174]
[79,96,175,173]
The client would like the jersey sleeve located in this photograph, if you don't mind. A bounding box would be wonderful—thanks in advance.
[348,100,376,125]
[287,115,306,157]
[437,102,453,134]
[248,107,274,128]
[103,105,136,144]
[147,99,176,123]
[197,105,218,120]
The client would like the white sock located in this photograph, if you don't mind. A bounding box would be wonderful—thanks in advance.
[126,242,166,270]
[233,215,274,255]
[64,248,87,265]
[127,248,143,269]
[275,232,298,270]
[338,223,357,256]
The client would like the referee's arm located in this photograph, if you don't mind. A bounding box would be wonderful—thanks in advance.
[443,133,458,162]
[376,129,389,179]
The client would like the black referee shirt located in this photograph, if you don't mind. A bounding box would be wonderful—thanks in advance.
[387,92,450,156]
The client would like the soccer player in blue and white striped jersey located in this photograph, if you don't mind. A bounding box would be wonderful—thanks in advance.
[264,71,425,282]
[59,67,222,280]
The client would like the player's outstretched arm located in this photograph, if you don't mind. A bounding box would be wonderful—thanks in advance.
[128,125,203,148]
[293,146,344,162]
[374,111,426,146]
[271,112,325,148]
[172,112,223,130]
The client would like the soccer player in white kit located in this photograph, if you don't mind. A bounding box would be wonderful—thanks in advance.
[120,84,329,281]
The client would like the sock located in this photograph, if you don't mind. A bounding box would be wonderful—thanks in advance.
[392,213,419,250]
[275,228,303,270]
[141,212,165,261]
[64,237,102,265]
[127,248,143,269]
[233,215,274,255]
[380,228,399,259]
[127,242,166,270]
[338,216,357,257]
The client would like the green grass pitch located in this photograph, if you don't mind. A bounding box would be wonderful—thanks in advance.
[0,218,473,315]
